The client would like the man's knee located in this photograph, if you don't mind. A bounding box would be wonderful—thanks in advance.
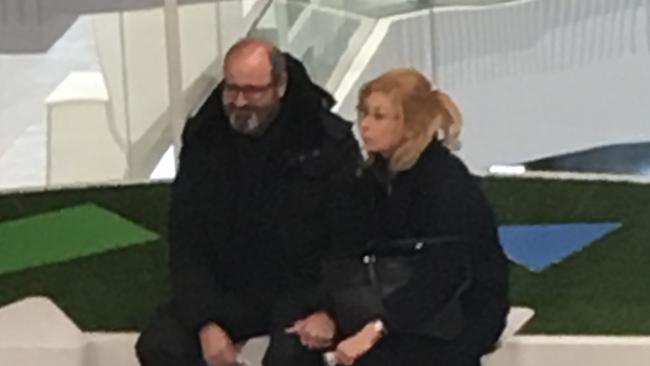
[135,307,201,366]
[262,332,322,366]
[135,330,159,366]
[136,326,198,366]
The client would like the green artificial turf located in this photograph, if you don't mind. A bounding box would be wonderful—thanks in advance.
[0,183,171,331]
[0,177,649,334]
[482,177,650,335]
[0,203,158,275]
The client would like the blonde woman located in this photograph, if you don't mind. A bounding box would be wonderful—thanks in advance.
[329,69,509,366]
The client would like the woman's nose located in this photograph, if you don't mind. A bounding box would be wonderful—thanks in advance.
[359,117,370,132]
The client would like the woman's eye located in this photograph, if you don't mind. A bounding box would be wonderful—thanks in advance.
[374,113,385,120]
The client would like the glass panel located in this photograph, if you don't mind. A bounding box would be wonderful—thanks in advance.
[250,0,376,89]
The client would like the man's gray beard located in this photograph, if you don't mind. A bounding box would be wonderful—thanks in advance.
[227,102,281,136]
[229,112,269,136]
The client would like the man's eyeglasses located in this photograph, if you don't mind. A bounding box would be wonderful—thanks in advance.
[223,81,275,100]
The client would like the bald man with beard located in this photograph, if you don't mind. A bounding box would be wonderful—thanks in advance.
[135,40,363,366]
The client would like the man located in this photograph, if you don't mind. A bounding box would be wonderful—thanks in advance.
[136,40,360,366]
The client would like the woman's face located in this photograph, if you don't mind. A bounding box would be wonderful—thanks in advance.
[358,92,405,155]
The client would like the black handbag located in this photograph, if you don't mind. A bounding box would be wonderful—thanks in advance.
[322,236,471,339]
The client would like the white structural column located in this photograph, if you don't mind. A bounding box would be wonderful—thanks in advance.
[164,0,184,166]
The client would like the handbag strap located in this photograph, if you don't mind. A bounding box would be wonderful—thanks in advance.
[367,235,465,257]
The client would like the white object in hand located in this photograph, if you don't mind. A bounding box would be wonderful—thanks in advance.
[323,351,337,366]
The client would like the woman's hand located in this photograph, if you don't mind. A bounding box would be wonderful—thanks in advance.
[286,311,336,350]
[334,320,384,365]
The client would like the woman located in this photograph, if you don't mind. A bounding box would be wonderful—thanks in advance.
[330,68,509,366]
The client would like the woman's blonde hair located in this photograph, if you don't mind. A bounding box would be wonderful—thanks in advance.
[358,68,462,172]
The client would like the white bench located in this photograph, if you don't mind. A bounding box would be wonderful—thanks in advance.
[0,297,143,366]
[0,297,86,366]
[0,297,533,366]
[482,306,535,365]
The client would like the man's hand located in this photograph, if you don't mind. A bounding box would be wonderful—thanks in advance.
[199,323,238,366]
[286,311,336,350]
[334,321,383,366]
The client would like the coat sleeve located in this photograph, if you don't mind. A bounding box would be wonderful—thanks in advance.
[310,125,368,313]
[168,122,250,334]
[381,157,497,333]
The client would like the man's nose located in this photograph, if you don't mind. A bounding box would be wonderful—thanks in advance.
[234,92,247,107]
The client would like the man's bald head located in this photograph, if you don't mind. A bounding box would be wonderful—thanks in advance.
[224,39,287,85]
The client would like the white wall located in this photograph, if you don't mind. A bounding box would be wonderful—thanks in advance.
[45,72,127,186]
[334,0,650,174]
[436,0,650,172]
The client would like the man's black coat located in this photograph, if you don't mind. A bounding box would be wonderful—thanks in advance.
[168,56,359,333]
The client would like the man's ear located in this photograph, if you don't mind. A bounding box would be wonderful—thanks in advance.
[277,73,288,98]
